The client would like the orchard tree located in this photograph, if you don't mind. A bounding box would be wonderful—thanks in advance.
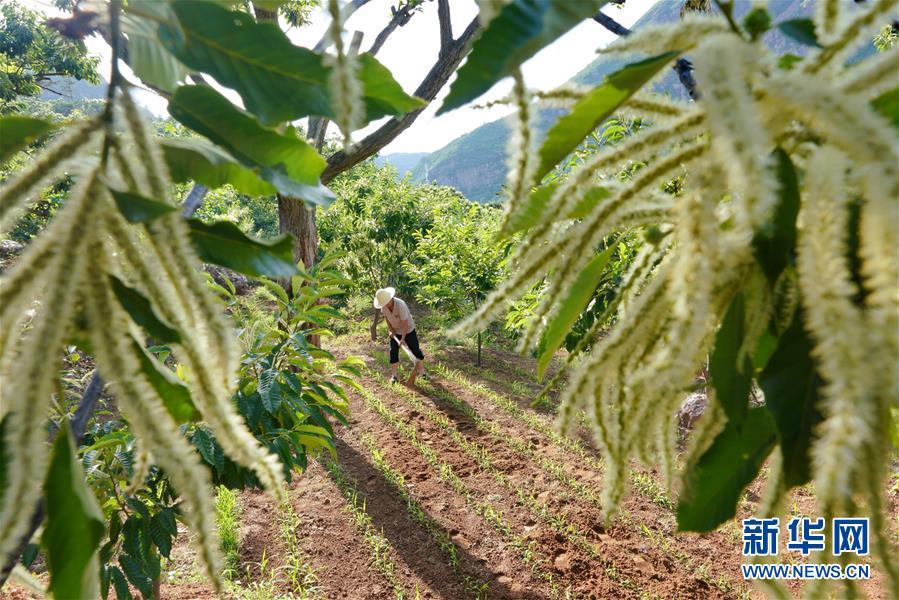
[0,1,100,109]
[405,199,508,366]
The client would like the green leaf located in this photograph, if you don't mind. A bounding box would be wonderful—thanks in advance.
[871,86,899,132]
[169,85,335,206]
[148,513,174,558]
[160,1,423,125]
[119,554,152,598]
[188,218,299,277]
[776,53,802,70]
[759,310,824,488]
[536,241,618,377]
[709,292,754,427]
[110,276,182,343]
[109,566,131,600]
[677,408,777,532]
[191,427,216,468]
[121,5,190,93]
[161,138,276,196]
[534,52,679,181]
[109,188,177,223]
[439,0,607,114]
[130,337,200,423]
[752,149,800,284]
[777,19,822,48]
[505,182,611,234]
[0,115,54,162]
[42,421,105,600]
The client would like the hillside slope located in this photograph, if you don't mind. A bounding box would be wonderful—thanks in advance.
[410,1,853,202]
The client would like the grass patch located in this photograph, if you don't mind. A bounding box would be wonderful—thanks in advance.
[215,486,242,579]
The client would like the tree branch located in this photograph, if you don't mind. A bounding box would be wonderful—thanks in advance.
[591,9,700,100]
[437,0,453,56]
[369,1,417,55]
[320,16,480,183]
[591,11,632,36]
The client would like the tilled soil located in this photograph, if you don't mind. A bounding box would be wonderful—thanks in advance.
[152,331,893,599]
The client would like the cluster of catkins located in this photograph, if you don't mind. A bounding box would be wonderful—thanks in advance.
[0,89,286,593]
[454,0,898,593]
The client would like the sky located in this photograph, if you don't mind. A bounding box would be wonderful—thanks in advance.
[24,0,658,155]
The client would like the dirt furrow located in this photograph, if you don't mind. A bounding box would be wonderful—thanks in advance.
[357,371,679,599]
[287,458,425,599]
[425,360,750,597]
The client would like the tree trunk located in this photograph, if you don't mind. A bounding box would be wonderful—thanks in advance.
[278,195,317,269]
[477,331,482,368]
[278,194,319,346]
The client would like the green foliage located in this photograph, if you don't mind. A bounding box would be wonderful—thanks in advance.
[534,52,678,182]
[677,409,777,532]
[404,201,507,321]
[201,259,356,485]
[42,422,105,600]
[187,219,299,278]
[154,0,422,125]
[168,85,333,205]
[320,160,455,295]
[0,1,100,108]
[439,0,607,114]
[0,115,54,162]
[535,240,618,377]
[776,18,823,48]
[709,293,754,427]
[109,276,182,344]
[758,312,824,488]
[214,486,241,577]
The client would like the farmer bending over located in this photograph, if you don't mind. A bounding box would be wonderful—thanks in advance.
[373,287,425,385]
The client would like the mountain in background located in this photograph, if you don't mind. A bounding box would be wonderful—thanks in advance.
[373,151,429,175]
[38,75,106,101]
[397,0,867,202]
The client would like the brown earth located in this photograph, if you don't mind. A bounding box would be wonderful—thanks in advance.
[14,322,889,599]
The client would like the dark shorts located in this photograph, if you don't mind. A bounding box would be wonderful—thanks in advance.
[389,329,425,364]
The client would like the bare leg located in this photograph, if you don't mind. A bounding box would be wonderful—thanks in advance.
[390,361,399,382]
[406,357,424,386]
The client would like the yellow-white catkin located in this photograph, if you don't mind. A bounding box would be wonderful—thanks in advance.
[125,438,153,495]
[694,34,777,241]
[0,120,101,231]
[838,45,899,98]
[540,110,705,229]
[805,0,898,74]
[814,0,843,44]
[621,93,689,120]
[0,170,102,562]
[520,139,708,352]
[499,69,536,234]
[758,72,898,402]
[533,84,590,107]
[626,187,720,443]
[326,0,363,147]
[106,119,287,501]
[598,14,727,56]
[798,147,873,516]
[119,91,170,200]
[82,247,224,594]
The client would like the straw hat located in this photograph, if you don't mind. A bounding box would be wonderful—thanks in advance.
[373,287,396,309]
